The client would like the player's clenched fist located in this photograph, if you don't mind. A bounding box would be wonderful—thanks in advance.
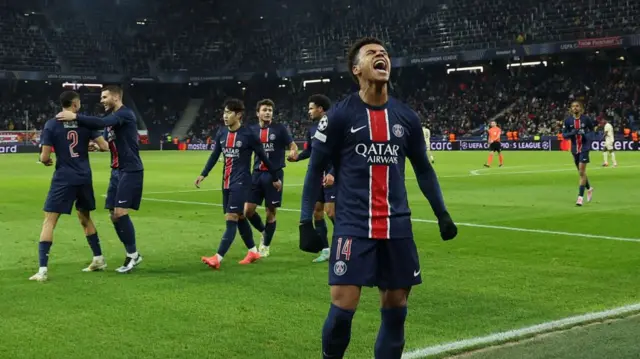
[194,175,206,188]
[272,179,282,192]
[437,212,457,241]
[323,174,335,187]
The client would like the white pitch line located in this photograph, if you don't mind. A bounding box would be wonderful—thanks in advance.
[447,163,640,179]
[143,164,640,194]
[401,302,640,358]
[145,183,304,194]
[138,197,640,243]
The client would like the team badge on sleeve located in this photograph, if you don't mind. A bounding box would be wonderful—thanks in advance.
[314,115,329,142]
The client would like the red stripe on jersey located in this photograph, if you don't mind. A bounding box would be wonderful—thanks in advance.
[259,127,269,171]
[574,118,582,153]
[223,132,237,189]
[109,141,119,168]
[367,109,391,240]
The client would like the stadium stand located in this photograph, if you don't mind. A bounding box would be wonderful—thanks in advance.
[1,0,639,139]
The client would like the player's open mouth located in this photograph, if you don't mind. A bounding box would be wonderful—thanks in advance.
[373,59,388,74]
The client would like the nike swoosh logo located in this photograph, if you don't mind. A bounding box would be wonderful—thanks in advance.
[413,270,421,277]
[350,125,367,133]
[229,206,238,209]
[271,201,280,204]
[118,200,127,204]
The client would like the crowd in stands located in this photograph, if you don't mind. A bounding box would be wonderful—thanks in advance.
[2,0,640,73]
[1,0,640,140]
[1,56,639,141]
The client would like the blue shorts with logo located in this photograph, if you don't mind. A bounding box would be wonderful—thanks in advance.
[328,236,422,290]
[105,169,144,210]
[573,151,590,167]
[249,170,284,208]
[44,181,96,214]
[317,186,336,203]
[222,186,248,214]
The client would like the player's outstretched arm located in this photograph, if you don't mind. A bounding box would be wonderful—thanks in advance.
[39,122,54,166]
[92,135,109,152]
[407,113,457,240]
[562,119,577,138]
[199,143,222,179]
[295,129,313,162]
[55,111,122,129]
[300,146,332,221]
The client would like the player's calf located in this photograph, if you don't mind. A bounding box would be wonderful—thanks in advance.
[77,210,106,272]
[111,207,142,273]
[259,207,277,255]
[30,212,60,282]
[322,285,361,358]
[374,288,410,359]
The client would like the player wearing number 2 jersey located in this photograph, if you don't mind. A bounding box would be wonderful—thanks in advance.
[56,85,144,274]
[30,91,109,282]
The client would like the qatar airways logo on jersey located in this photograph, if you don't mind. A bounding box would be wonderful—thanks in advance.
[262,142,275,152]
[222,147,240,157]
[355,143,400,164]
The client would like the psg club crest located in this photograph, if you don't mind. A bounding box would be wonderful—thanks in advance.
[269,133,276,141]
[318,116,328,131]
[392,124,404,138]
[333,260,347,276]
[235,141,242,147]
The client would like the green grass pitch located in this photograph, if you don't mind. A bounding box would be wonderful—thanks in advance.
[0,151,638,358]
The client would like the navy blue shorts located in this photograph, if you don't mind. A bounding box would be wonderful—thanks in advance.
[317,186,336,203]
[222,187,248,214]
[105,169,143,210]
[328,236,422,290]
[44,181,96,214]
[573,152,590,167]
[248,170,284,207]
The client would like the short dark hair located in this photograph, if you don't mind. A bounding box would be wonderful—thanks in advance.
[256,99,275,112]
[102,85,123,97]
[59,91,80,108]
[224,98,245,113]
[308,94,331,112]
[347,37,385,84]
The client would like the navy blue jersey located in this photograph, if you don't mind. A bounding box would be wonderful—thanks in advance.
[298,120,333,175]
[308,93,445,240]
[76,106,143,172]
[40,119,101,185]
[201,126,279,189]
[250,123,293,172]
[563,115,595,154]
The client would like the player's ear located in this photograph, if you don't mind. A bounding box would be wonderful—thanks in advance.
[352,64,361,78]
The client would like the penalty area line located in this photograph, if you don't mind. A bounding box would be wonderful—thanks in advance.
[137,197,640,244]
[401,302,640,358]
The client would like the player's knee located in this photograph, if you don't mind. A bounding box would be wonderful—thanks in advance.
[244,204,256,217]
[113,207,129,219]
[325,204,335,219]
[313,209,324,221]
[379,288,410,308]
[266,208,277,222]
[330,285,361,311]
[225,213,240,221]
[43,212,60,226]
[76,211,93,228]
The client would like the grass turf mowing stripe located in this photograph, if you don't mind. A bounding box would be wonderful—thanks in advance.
[401,302,640,359]
[136,197,640,243]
